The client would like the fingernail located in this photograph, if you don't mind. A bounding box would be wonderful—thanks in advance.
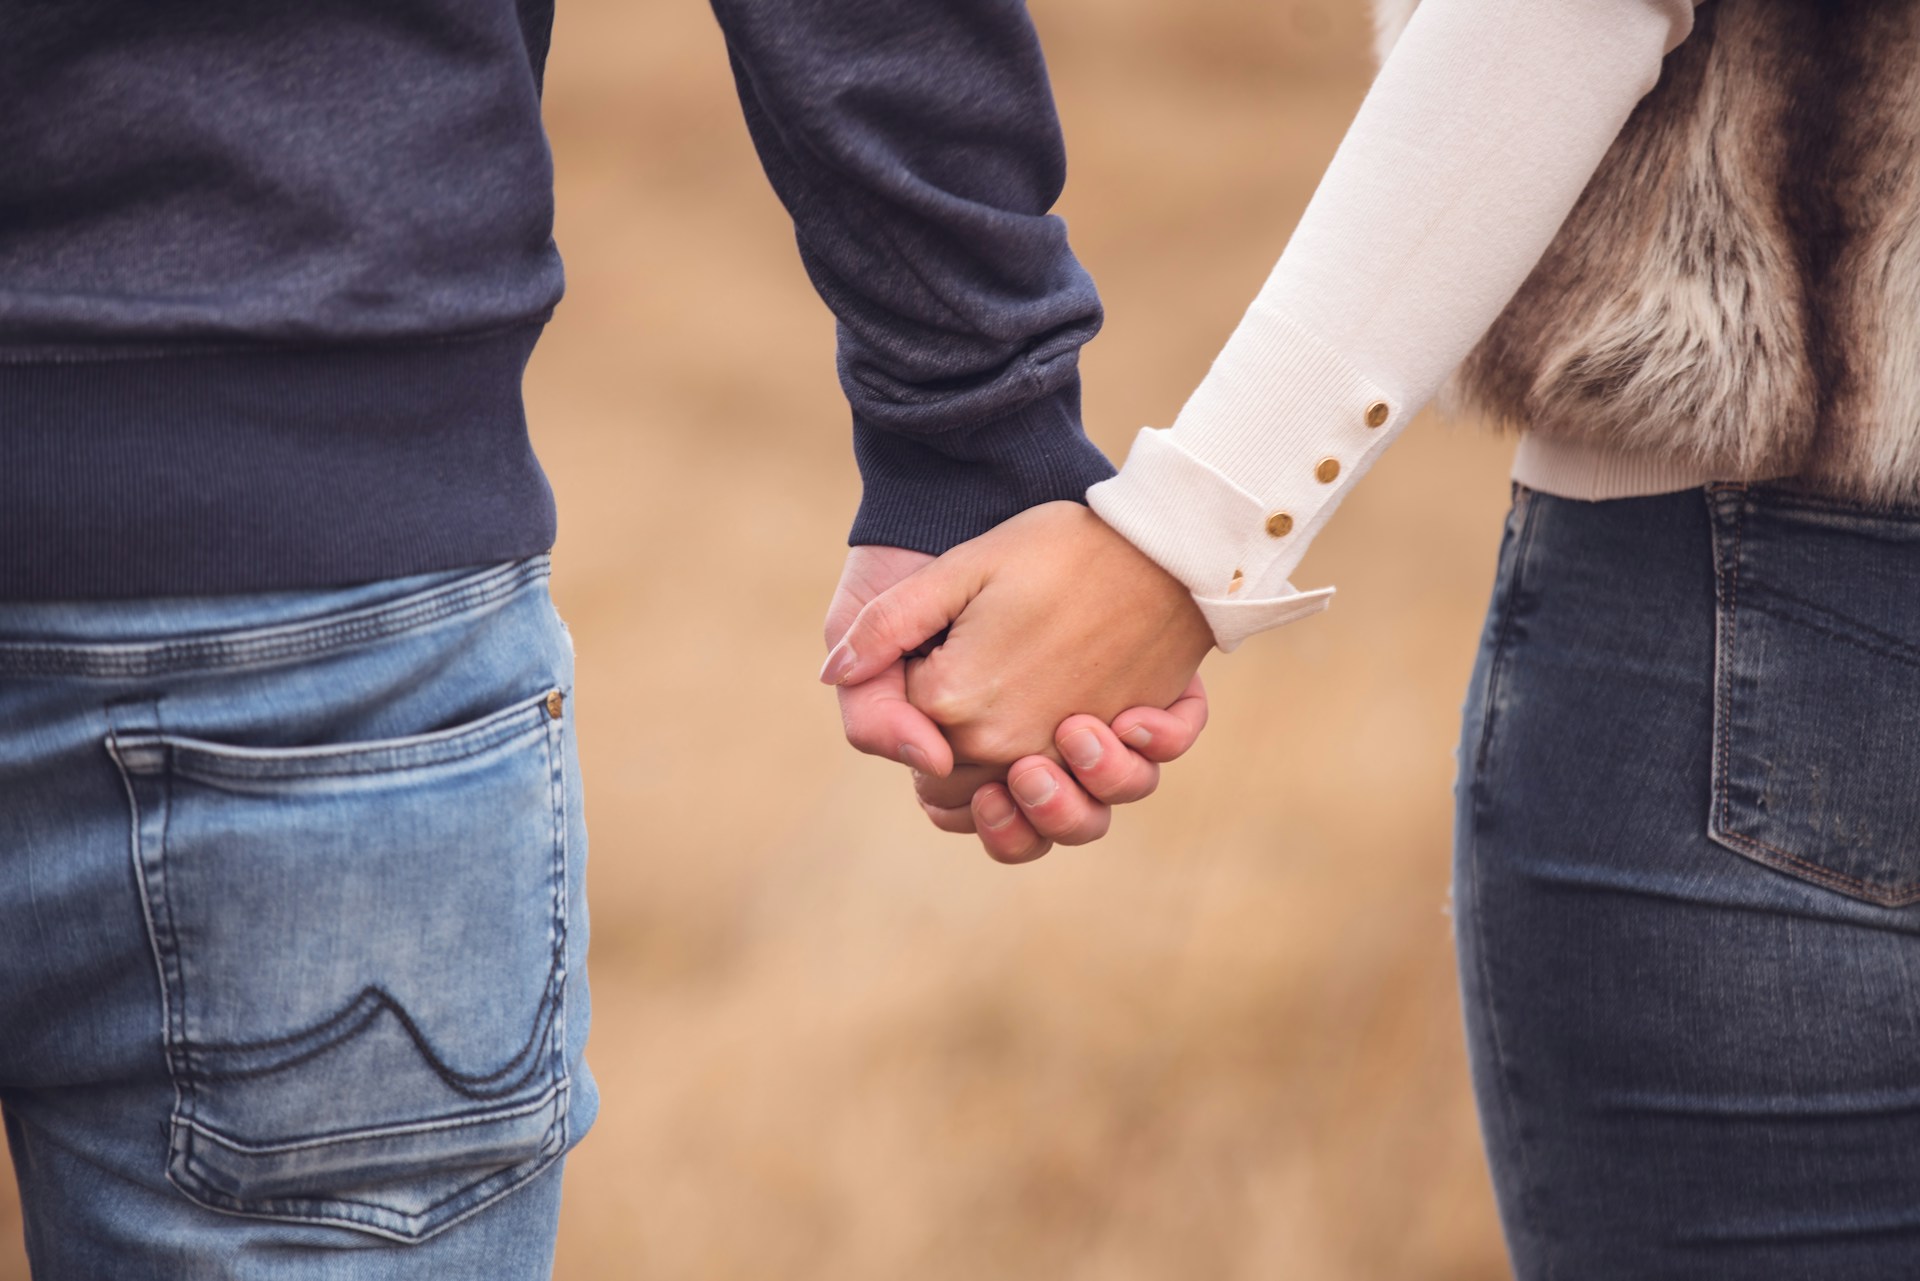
[976,789,1018,830]
[819,640,857,685]
[1010,768,1056,808]
[1061,728,1103,770]
[898,743,929,772]
[1120,724,1153,750]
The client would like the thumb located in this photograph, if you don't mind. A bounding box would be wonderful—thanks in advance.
[819,552,981,687]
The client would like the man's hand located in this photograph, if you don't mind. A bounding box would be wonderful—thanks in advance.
[823,545,953,776]
[918,679,1210,863]
[824,540,1210,862]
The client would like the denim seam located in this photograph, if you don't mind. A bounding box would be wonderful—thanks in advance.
[216,1150,556,1218]
[1741,483,1920,522]
[1710,828,1920,906]
[546,702,574,1162]
[157,751,210,1144]
[171,1141,563,1243]
[1473,487,1539,780]
[178,1082,565,1154]
[104,701,193,1192]
[1465,484,1555,1278]
[0,554,550,679]
[122,695,557,783]
[1741,589,1920,673]
[106,699,209,1195]
[1714,490,1743,863]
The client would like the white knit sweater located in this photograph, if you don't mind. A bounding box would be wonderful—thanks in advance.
[1086,0,1702,650]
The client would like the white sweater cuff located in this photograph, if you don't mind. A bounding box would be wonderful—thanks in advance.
[1087,308,1399,650]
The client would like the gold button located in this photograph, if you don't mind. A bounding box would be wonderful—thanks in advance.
[1314,457,1341,483]
[545,689,565,720]
[1264,511,1294,538]
[1228,568,1245,594]
[1365,400,1390,428]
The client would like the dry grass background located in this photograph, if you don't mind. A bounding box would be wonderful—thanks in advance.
[0,1,1521,1275]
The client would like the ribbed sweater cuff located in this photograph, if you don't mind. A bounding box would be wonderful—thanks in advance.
[848,383,1116,554]
[1086,305,1400,649]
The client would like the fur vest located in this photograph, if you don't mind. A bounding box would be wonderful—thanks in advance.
[1373,0,1920,501]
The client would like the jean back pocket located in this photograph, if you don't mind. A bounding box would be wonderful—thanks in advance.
[107,688,574,1242]
[1708,486,1920,907]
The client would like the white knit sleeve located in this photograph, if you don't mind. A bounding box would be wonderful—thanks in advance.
[1087,0,1697,651]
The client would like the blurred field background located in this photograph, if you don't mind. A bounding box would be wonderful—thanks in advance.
[0,1,1520,1276]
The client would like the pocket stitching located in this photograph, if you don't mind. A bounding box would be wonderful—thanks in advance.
[171,1125,566,1244]
[1741,588,1920,673]
[177,1081,567,1155]
[118,688,561,782]
[186,978,561,1104]
[1710,827,1920,906]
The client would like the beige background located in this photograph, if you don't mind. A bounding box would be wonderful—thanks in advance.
[0,1,1521,1275]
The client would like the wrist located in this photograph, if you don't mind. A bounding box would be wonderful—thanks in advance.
[848,385,1115,555]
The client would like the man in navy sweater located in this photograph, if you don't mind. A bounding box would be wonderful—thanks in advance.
[0,1,1203,1272]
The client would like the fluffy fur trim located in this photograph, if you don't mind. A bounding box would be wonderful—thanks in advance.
[1367,0,1920,501]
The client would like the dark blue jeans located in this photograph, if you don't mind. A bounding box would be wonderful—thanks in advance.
[1456,484,1920,1279]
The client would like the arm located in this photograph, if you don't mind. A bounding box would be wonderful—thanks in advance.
[1087,0,1700,649]
[712,0,1208,859]
[709,0,1115,552]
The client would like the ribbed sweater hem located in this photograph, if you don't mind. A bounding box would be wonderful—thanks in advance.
[1510,431,1722,500]
[0,325,556,600]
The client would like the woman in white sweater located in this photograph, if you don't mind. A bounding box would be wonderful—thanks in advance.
[832,2,1920,1273]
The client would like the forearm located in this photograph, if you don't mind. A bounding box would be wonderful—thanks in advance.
[1089,0,1697,648]
[711,0,1114,552]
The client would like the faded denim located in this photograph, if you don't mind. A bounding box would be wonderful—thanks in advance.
[1456,484,1920,1280]
[0,555,593,1279]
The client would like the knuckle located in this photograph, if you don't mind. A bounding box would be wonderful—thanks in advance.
[1075,749,1128,788]
[1091,762,1159,806]
[859,592,918,650]
[857,593,899,638]
[917,689,974,729]
[944,723,1000,765]
[905,670,971,728]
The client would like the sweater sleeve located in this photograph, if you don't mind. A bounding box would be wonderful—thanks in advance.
[709,0,1115,555]
[1086,0,1698,650]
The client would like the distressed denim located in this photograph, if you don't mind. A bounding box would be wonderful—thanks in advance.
[1456,484,1920,1280]
[0,555,593,1279]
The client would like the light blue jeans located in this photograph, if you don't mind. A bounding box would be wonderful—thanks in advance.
[0,555,594,1278]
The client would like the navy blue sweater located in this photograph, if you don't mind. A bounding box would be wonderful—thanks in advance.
[0,0,1110,598]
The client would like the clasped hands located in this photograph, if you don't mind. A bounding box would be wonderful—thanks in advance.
[821,502,1215,862]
